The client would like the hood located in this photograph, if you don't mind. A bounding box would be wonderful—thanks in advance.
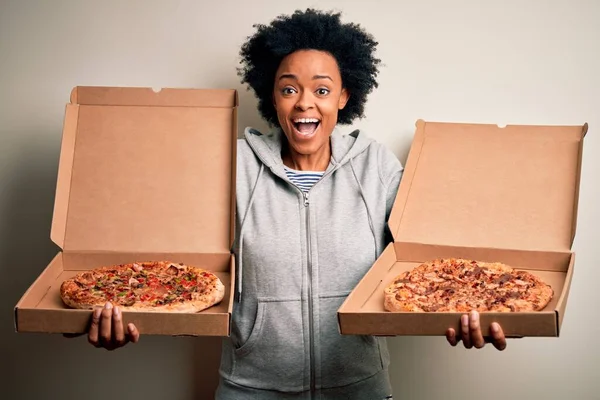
[243,126,374,178]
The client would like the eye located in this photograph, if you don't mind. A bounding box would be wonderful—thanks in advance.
[316,88,330,96]
[282,87,297,95]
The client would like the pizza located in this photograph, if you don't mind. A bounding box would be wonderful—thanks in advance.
[60,261,225,312]
[384,258,553,312]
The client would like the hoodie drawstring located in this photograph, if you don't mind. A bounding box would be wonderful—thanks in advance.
[236,163,265,302]
[350,158,379,261]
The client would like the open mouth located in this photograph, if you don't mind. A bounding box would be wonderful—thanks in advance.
[292,118,321,138]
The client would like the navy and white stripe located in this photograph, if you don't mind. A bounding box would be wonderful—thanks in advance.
[284,166,324,192]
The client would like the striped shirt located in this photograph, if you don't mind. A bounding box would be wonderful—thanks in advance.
[284,166,324,193]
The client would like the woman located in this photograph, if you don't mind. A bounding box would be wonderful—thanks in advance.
[83,8,507,399]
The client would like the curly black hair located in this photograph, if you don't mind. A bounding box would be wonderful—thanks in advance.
[238,8,381,127]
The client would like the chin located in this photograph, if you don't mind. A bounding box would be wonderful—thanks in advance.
[290,142,320,155]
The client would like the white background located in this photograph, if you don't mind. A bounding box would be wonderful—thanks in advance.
[1,1,598,399]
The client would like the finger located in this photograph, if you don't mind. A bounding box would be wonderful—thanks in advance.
[127,323,140,344]
[490,323,507,351]
[112,306,127,347]
[469,311,485,349]
[88,307,102,347]
[446,328,458,346]
[99,302,114,348]
[460,314,472,349]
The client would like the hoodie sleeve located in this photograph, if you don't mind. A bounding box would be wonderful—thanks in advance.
[378,144,404,221]
[385,168,402,220]
[378,144,403,246]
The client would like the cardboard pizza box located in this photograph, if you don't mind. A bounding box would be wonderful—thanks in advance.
[14,86,237,336]
[338,119,587,337]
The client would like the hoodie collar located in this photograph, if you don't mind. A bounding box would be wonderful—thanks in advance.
[244,126,373,176]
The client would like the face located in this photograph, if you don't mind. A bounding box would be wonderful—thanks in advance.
[273,50,349,157]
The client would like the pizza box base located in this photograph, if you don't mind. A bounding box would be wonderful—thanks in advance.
[14,252,235,336]
[337,242,573,337]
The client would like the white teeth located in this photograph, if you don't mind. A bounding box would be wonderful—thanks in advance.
[293,118,320,123]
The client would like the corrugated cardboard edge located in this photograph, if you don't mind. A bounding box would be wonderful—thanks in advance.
[230,91,239,250]
[570,123,588,247]
[227,256,236,336]
[50,105,78,249]
[70,86,238,108]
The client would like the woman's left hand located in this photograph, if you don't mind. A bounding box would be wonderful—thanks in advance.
[446,310,507,351]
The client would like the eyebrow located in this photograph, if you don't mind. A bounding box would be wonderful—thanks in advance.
[278,74,333,82]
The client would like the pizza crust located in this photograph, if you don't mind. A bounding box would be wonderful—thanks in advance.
[60,261,225,313]
[384,258,553,313]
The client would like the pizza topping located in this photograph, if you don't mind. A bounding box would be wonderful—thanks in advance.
[167,265,179,276]
[81,272,95,281]
[122,297,136,306]
[75,280,87,289]
[423,287,437,295]
[424,272,445,283]
[494,273,512,285]
[384,258,553,313]
[60,261,225,312]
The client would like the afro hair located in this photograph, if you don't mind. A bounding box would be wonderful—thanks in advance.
[238,8,381,128]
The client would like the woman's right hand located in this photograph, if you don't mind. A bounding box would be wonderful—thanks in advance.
[87,302,140,350]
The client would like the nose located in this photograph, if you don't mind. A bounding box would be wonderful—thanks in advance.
[294,91,314,111]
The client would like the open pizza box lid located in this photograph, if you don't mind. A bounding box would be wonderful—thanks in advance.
[338,119,587,337]
[15,86,238,336]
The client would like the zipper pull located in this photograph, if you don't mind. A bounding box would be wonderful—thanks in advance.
[303,191,310,207]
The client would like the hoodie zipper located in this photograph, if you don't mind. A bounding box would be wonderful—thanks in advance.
[270,159,344,395]
[303,190,316,396]
[297,166,341,397]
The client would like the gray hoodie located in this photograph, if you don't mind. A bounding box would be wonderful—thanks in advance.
[218,126,403,398]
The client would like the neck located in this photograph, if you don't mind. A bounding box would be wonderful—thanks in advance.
[282,141,331,172]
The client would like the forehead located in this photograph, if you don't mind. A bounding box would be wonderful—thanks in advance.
[276,50,341,80]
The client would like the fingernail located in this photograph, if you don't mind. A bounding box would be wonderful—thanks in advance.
[491,323,499,333]
[114,306,120,316]
[471,310,478,322]
[127,323,135,332]
[93,308,102,318]
[105,302,112,310]
[461,314,468,325]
